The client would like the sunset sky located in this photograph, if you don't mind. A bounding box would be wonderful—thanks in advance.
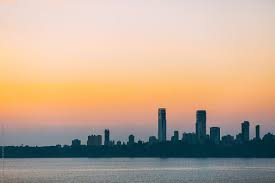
[1,0,275,145]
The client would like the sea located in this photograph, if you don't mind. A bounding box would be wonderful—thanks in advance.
[2,158,275,183]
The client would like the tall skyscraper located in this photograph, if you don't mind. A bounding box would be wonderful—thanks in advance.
[210,127,220,144]
[241,121,250,142]
[104,129,110,146]
[256,125,260,140]
[158,108,166,142]
[196,110,206,142]
[174,131,179,141]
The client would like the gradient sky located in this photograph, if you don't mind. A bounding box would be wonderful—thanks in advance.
[0,0,275,146]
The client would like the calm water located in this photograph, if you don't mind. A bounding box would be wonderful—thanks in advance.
[2,158,275,183]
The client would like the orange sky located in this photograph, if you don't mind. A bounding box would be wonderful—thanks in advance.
[0,1,275,145]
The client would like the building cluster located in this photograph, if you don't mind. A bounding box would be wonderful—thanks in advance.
[71,108,274,147]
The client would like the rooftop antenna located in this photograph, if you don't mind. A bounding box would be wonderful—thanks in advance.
[1,123,4,183]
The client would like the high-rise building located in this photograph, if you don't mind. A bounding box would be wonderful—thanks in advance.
[174,131,179,141]
[210,127,220,144]
[128,134,135,145]
[196,110,207,142]
[158,108,167,142]
[256,125,260,140]
[241,121,250,142]
[87,135,102,146]
[104,129,110,146]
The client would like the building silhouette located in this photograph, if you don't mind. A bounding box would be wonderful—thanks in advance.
[104,129,110,146]
[263,133,275,143]
[256,125,260,140]
[222,135,234,145]
[171,130,179,142]
[196,110,207,142]
[128,134,135,145]
[182,133,197,144]
[158,108,167,142]
[149,136,157,144]
[242,121,250,142]
[87,135,102,146]
[236,133,243,144]
[71,139,81,147]
[116,141,122,146]
[210,127,220,144]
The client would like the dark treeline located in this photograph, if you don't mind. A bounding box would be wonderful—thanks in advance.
[2,140,275,158]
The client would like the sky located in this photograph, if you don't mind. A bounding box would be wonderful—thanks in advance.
[0,0,275,146]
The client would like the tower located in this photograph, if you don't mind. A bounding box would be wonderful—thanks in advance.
[173,130,179,141]
[241,121,250,142]
[256,125,260,140]
[210,127,220,144]
[158,108,167,142]
[196,110,206,142]
[104,129,110,146]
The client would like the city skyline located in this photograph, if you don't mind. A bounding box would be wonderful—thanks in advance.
[3,108,273,146]
[2,107,275,158]
[2,107,275,146]
[1,1,275,182]
[79,109,266,147]
[1,1,275,146]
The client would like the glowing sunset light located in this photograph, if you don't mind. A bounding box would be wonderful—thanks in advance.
[0,1,274,145]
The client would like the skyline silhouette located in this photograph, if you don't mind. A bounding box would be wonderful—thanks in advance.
[1,108,274,147]
[1,1,275,146]
[72,108,272,147]
[1,107,275,146]
[1,1,275,182]
[2,107,275,158]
